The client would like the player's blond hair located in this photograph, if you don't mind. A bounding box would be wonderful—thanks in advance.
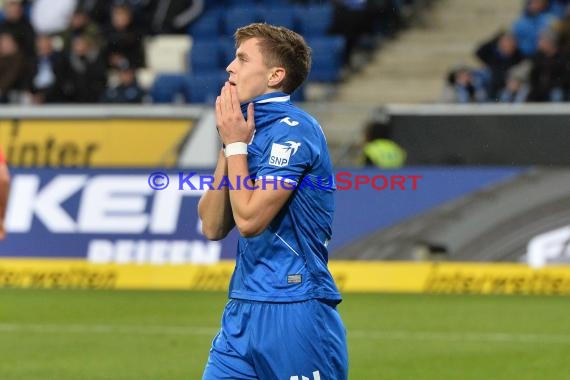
[235,23,311,94]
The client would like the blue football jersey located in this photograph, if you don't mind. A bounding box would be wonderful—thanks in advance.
[228,92,341,303]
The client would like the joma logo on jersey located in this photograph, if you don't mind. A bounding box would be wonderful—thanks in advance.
[269,141,301,167]
[280,117,300,126]
[290,370,321,380]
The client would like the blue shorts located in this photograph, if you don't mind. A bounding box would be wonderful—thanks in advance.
[202,298,348,380]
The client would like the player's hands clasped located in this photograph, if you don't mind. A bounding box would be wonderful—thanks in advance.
[216,82,255,146]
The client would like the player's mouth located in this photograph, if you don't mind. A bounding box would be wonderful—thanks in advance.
[228,80,237,86]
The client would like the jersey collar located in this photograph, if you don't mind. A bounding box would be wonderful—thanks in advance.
[244,92,290,105]
[241,92,290,114]
[254,92,290,104]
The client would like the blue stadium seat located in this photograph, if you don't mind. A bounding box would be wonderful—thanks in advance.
[188,39,223,75]
[223,6,261,35]
[295,4,334,36]
[150,74,188,103]
[219,38,237,67]
[259,6,296,30]
[223,0,258,5]
[187,8,222,38]
[307,36,346,82]
[185,71,228,104]
[263,0,291,5]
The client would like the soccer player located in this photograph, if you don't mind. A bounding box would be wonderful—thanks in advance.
[198,23,348,379]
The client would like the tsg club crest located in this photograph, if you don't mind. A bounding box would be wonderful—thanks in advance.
[269,141,301,167]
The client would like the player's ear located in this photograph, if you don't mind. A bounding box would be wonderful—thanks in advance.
[268,67,286,88]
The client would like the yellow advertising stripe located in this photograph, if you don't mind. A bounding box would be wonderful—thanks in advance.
[0,119,193,167]
[0,259,235,290]
[1,259,570,294]
[328,261,570,295]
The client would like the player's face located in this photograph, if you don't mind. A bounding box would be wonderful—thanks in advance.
[226,38,274,103]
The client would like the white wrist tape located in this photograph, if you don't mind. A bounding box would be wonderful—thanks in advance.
[224,142,248,157]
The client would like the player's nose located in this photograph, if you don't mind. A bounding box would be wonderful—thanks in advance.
[226,59,236,75]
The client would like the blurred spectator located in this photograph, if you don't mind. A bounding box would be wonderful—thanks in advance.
[30,0,77,36]
[0,32,34,103]
[77,0,112,28]
[330,0,374,67]
[513,0,557,56]
[330,0,405,68]
[553,7,570,55]
[549,0,570,18]
[527,29,570,101]
[146,0,204,35]
[475,31,525,99]
[103,3,145,69]
[369,0,406,38]
[361,113,406,168]
[101,58,146,103]
[53,34,107,103]
[30,35,64,104]
[0,0,36,57]
[498,63,532,102]
[78,0,152,32]
[442,64,488,103]
[62,8,102,54]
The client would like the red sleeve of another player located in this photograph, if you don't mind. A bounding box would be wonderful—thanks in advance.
[0,147,5,164]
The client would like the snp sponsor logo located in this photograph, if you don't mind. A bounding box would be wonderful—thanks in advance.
[269,141,301,167]
[290,370,321,380]
[5,173,221,264]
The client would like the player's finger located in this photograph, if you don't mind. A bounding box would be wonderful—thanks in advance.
[215,96,222,119]
[229,83,239,112]
[222,83,232,113]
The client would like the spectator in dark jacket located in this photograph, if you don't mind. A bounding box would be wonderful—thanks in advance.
[30,35,65,104]
[528,30,570,101]
[0,0,36,58]
[101,58,146,103]
[103,3,146,69]
[62,8,103,55]
[476,31,525,99]
[53,34,107,103]
[0,32,34,103]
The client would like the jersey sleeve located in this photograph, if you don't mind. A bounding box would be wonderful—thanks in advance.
[255,122,318,186]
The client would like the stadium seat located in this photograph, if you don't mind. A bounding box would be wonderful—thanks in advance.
[145,35,191,73]
[223,6,261,36]
[187,8,222,38]
[259,6,296,30]
[150,73,188,103]
[219,38,237,67]
[263,0,291,5]
[223,0,258,6]
[295,4,334,36]
[188,39,223,75]
[185,71,228,104]
[307,36,346,82]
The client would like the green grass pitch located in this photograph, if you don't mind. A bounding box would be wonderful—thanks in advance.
[1,290,569,380]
